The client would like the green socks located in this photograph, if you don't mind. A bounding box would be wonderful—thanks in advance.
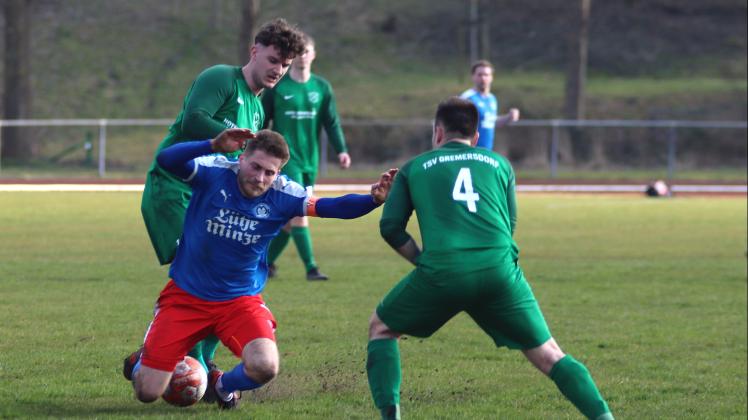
[366,342,611,420]
[187,335,221,372]
[267,230,291,265]
[267,228,317,271]
[367,339,401,415]
[550,355,612,419]
[379,404,401,420]
[187,344,206,371]
[291,226,317,271]
[201,334,220,361]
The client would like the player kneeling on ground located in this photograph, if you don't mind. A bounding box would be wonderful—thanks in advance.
[126,128,396,410]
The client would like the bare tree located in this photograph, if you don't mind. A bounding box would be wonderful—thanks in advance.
[2,0,34,161]
[468,0,479,64]
[563,0,604,167]
[238,0,260,64]
[564,0,590,121]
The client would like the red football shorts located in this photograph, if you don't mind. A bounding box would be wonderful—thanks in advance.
[140,280,277,372]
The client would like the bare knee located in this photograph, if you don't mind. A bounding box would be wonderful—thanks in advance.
[135,386,161,403]
[133,367,171,403]
[242,338,279,384]
[368,311,399,340]
[522,337,565,375]
[244,357,278,384]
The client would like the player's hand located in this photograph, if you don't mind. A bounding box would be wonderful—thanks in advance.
[211,128,255,154]
[508,108,520,123]
[371,168,398,205]
[338,152,351,169]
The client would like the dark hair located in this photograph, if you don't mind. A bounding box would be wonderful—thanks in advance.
[244,129,290,164]
[470,59,494,74]
[434,97,479,138]
[254,18,306,60]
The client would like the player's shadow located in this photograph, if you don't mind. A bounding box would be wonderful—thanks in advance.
[6,398,214,418]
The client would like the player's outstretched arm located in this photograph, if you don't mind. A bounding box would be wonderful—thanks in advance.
[157,128,254,178]
[309,168,398,219]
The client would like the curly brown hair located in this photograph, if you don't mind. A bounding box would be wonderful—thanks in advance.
[254,18,306,60]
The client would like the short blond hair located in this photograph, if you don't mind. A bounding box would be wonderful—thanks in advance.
[244,130,290,165]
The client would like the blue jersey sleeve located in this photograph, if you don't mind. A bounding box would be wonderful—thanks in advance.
[313,194,380,219]
[156,139,214,180]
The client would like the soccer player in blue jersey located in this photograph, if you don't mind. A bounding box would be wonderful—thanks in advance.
[460,60,520,150]
[126,128,396,410]
[136,18,306,387]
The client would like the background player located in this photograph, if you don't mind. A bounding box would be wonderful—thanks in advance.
[129,128,396,409]
[135,18,305,385]
[460,59,520,150]
[261,34,351,281]
[365,98,613,420]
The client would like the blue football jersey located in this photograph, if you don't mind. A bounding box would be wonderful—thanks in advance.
[168,155,308,301]
[460,89,498,150]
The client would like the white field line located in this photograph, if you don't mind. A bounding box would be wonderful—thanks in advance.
[0,183,745,193]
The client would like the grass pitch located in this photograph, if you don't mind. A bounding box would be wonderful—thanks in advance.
[0,192,745,419]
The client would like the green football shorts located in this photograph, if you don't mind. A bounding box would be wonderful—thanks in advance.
[141,167,191,265]
[376,263,552,350]
[282,163,316,188]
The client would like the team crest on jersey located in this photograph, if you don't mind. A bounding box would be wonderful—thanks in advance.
[253,203,271,218]
[307,92,320,104]
[253,112,260,129]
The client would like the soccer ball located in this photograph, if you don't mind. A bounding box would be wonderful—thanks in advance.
[645,179,671,197]
[162,356,208,407]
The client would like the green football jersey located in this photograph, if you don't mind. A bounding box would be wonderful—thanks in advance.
[380,141,518,273]
[141,65,264,264]
[151,64,264,171]
[261,73,346,173]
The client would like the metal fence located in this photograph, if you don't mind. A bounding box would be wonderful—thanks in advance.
[1,118,746,178]
[514,119,748,178]
[0,118,172,177]
[327,119,748,178]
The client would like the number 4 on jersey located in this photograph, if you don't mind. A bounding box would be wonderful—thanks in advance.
[452,167,480,212]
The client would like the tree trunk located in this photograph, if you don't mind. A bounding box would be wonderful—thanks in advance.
[480,0,490,61]
[468,0,479,64]
[564,0,590,121]
[238,0,260,64]
[2,0,34,161]
[563,0,603,167]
